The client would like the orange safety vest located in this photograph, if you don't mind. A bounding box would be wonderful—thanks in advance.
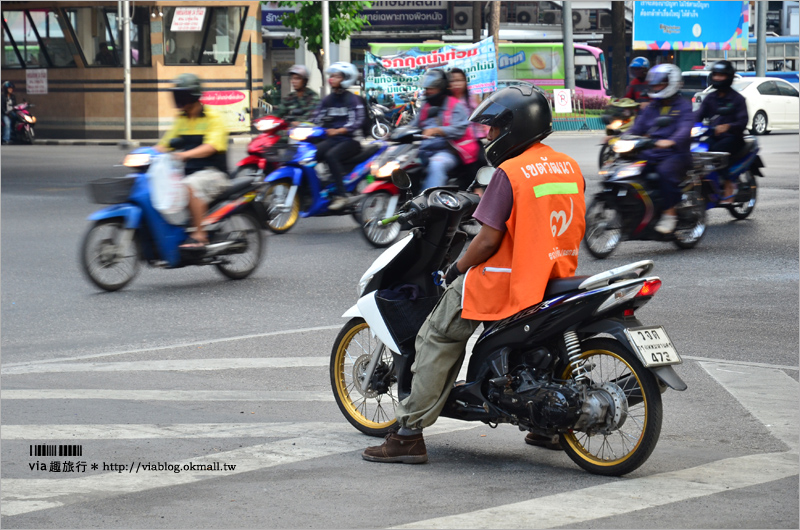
[462,143,586,321]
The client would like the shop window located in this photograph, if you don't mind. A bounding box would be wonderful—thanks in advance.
[63,6,150,67]
[163,6,247,66]
[2,9,76,68]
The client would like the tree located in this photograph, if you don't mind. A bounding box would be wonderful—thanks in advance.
[276,1,372,81]
[487,1,500,64]
[472,2,483,43]
[611,2,627,97]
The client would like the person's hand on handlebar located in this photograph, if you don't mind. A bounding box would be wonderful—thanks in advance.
[655,139,675,149]
[326,127,348,136]
[422,127,444,138]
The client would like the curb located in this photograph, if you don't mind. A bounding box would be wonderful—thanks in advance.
[33,136,255,147]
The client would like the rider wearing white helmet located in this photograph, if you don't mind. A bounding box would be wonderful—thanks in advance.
[626,63,694,234]
[310,61,365,210]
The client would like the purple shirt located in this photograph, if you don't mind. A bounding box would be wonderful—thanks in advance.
[473,168,513,232]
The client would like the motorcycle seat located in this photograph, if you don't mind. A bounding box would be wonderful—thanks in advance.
[209,177,254,207]
[343,144,382,166]
[543,276,591,299]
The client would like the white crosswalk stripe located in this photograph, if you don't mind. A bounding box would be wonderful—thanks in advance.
[1,389,333,402]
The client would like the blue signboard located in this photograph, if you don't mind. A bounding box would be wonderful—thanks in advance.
[633,1,749,50]
[262,1,448,29]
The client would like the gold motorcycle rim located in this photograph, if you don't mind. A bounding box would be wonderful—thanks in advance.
[561,348,648,467]
[266,181,300,231]
[333,321,398,430]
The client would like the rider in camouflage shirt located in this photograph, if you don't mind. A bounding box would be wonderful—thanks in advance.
[274,65,319,124]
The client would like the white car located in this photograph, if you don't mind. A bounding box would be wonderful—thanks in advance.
[693,77,800,134]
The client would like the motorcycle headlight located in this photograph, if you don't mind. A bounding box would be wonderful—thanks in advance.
[613,140,637,154]
[23,114,34,124]
[123,153,151,168]
[358,273,374,297]
[255,119,279,132]
[608,120,624,130]
[691,126,708,138]
[376,161,400,179]
[615,162,646,179]
[290,127,313,141]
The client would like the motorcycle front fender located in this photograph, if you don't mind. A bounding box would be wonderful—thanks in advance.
[342,292,401,354]
[265,165,304,187]
[362,180,399,195]
[88,204,142,230]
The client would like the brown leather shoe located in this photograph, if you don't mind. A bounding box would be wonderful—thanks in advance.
[362,432,428,464]
[525,432,563,451]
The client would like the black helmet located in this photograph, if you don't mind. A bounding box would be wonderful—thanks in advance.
[469,84,552,167]
[171,73,203,108]
[421,69,448,91]
[3,81,15,90]
[708,60,736,90]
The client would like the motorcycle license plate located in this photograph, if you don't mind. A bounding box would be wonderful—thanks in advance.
[624,326,682,367]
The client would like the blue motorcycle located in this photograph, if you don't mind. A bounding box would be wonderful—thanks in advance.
[261,125,387,234]
[690,123,765,220]
[81,147,265,291]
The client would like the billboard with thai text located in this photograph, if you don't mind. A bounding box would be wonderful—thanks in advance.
[633,1,749,51]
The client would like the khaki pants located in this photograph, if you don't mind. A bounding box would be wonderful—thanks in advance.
[395,275,481,430]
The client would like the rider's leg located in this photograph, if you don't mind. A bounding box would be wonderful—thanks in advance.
[707,135,745,201]
[2,115,11,143]
[653,154,688,234]
[182,169,229,245]
[422,151,459,190]
[325,137,361,197]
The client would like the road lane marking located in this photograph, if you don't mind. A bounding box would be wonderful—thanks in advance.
[1,357,330,375]
[701,361,799,452]
[2,324,342,368]
[684,356,799,371]
[0,419,476,517]
[1,390,334,402]
[393,451,799,529]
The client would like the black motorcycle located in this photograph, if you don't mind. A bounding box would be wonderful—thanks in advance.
[584,131,707,259]
[330,168,686,476]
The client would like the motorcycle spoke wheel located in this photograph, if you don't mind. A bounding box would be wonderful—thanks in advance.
[330,318,398,436]
[560,338,662,476]
[360,192,401,248]
[728,171,757,220]
[264,179,299,234]
[372,122,390,140]
[584,199,621,259]
[80,219,139,291]
[214,213,263,280]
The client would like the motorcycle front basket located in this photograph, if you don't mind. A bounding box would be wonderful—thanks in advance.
[87,176,136,204]
[263,145,299,163]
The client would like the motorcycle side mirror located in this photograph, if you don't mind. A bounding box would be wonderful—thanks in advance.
[475,166,495,186]
[655,116,673,128]
[391,168,412,190]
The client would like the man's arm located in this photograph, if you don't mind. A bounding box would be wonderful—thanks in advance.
[729,94,749,136]
[455,224,504,274]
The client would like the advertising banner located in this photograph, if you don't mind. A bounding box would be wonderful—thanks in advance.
[200,91,251,133]
[633,1,749,51]
[26,69,47,95]
[170,7,207,32]
[365,37,497,102]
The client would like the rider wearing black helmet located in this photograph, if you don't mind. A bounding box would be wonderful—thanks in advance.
[362,85,587,464]
[156,73,230,249]
[2,81,17,145]
[695,60,748,203]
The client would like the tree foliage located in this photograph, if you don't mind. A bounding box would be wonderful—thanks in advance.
[275,1,372,81]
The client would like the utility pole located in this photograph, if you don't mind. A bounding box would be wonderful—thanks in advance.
[562,1,574,90]
[472,1,482,42]
[488,1,500,65]
[756,1,767,77]
[322,1,330,97]
[122,0,131,143]
[611,1,627,96]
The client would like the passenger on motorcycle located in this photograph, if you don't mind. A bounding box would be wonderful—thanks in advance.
[411,69,478,190]
[156,73,230,249]
[362,84,586,464]
[625,56,651,108]
[694,60,749,204]
[448,68,488,192]
[2,81,17,145]
[626,63,694,234]
[274,64,319,126]
[310,61,365,210]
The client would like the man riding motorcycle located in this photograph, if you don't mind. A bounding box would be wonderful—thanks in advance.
[625,63,694,234]
[694,60,749,203]
[274,64,319,126]
[362,84,586,464]
[310,61,365,211]
[625,56,651,109]
[410,69,478,190]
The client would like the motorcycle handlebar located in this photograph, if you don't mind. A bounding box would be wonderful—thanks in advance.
[380,208,419,226]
